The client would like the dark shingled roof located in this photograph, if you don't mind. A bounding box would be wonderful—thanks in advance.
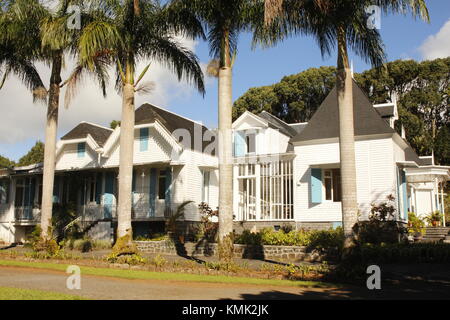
[61,122,113,147]
[291,81,395,143]
[135,104,213,153]
[289,123,308,135]
[258,111,299,138]
[374,105,395,118]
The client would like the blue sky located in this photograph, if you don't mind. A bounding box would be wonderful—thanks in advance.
[1,1,449,161]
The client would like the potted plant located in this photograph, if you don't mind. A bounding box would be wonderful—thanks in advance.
[407,212,425,241]
[424,211,443,227]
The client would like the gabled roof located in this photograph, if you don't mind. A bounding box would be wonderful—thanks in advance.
[61,122,113,147]
[135,104,213,153]
[291,80,395,143]
[258,111,299,138]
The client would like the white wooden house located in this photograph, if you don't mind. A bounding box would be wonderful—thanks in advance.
[231,81,449,231]
[0,83,448,243]
[0,104,219,243]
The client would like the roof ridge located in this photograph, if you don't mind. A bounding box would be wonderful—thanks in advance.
[260,110,291,126]
[142,102,207,128]
[80,121,113,131]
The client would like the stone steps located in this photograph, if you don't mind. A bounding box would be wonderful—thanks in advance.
[421,227,450,243]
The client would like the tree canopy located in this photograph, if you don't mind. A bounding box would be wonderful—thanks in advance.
[17,141,44,167]
[0,155,14,169]
[233,66,336,122]
[233,58,450,165]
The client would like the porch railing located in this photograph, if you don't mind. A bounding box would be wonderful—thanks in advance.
[15,206,41,222]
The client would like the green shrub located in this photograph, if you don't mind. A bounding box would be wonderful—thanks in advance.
[106,253,147,265]
[353,195,407,245]
[408,212,425,235]
[234,227,344,250]
[150,254,167,268]
[135,234,167,242]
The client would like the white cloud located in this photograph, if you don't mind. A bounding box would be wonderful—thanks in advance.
[419,19,450,60]
[0,36,206,144]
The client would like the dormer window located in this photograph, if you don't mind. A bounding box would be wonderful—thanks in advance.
[77,142,86,158]
[246,133,256,154]
[234,130,257,157]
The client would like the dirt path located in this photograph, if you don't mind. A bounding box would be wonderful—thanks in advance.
[0,265,371,300]
[1,265,449,300]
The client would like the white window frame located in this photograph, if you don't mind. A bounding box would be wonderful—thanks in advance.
[201,170,210,204]
[322,168,341,203]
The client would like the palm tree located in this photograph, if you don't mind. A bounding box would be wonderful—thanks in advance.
[0,0,109,241]
[261,0,428,249]
[172,0,262,261]
[78,0,205,250]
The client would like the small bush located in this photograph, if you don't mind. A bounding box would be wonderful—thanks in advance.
[353,195,407,245]
[106,253,147,265]
[150,254,167,268]
[234,227,344,250]
[408,212,425,235]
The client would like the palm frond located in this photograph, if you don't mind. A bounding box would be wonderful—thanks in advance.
[135,80,155,95]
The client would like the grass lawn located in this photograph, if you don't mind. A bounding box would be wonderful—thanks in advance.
[0,286,86,300]
[0,259,335,288]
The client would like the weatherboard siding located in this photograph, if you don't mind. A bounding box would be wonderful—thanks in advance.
[294,137,396,223]
[56,143,97,170]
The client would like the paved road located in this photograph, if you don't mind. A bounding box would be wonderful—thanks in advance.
[0,266,373,300]
[1,265,449,300]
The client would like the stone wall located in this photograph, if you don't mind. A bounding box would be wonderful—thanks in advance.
[134,240,333,262]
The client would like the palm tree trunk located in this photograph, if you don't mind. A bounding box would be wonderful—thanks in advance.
[116,81,135,242]
[40,53,62,240]
[217,32,234,262]
[336,27,358,249]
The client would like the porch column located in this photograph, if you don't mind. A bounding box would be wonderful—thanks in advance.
[441,181,446,226]
[409,185,414,213]
[255,164,261,220]
[232,165,239,221]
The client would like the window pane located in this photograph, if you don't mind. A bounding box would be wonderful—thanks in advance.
[246,133,256,153]
[15,186,24,206]
[325,177,332,200]
[332,169,342,202]
[158,171,166,200]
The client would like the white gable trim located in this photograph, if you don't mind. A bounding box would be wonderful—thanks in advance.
[101,120,183,158]
[56,134,101,158]
[232,111,268,129]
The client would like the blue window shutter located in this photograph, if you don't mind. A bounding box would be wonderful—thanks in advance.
[311,168,322,204]
[401,170,408,220]
[140,128,149,152]
[149,168,157,217]
[77,142,86,158]
[95,173,102,204]
[234,131,246,157]
[104,172,115,219]
[165,168,172,210]
[53,176,60,203]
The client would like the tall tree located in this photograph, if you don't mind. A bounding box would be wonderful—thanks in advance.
[0,155,14,169]
[262,0,429,249]
[357,57,449,164]
[233,66,336,122]
[174,0,262,261]
[79,0,205,249]
[0,0,109,240]
[17,141,45,167]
